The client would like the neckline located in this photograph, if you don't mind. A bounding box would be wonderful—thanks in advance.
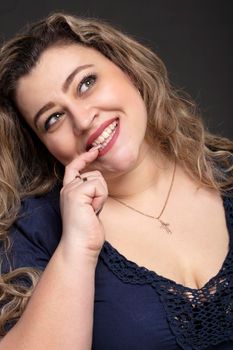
[102,195,233,292]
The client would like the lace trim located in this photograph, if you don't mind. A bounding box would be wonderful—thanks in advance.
[100,196,233,350]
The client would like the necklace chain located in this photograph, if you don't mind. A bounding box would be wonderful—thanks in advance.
[110,161,176,234]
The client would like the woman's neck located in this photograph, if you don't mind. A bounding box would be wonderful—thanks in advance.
[107,147,173,200]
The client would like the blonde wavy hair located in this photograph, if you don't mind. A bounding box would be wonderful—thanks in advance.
[0,12,232,336]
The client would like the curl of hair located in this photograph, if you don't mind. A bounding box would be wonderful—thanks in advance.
[0,12,232,335]
[0,267,41,335]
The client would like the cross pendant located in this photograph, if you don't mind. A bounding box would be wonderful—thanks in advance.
[158,219,172,234]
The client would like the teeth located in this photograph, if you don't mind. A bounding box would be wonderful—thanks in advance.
[98,127,116,150]
[109,122,117,130]
[105,127,112,133]
[91,120,118,147]
[98,135,105,143]
[102,131,110,139]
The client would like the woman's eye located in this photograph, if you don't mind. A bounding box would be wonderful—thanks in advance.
[44,112,64,131]
[78,74,96,94]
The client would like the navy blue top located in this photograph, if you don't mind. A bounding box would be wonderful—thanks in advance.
[1,187,233,350]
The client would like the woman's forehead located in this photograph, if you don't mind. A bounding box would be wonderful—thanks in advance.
[37,43,105,67]
[16,44,107,94]
[15,43,121,124]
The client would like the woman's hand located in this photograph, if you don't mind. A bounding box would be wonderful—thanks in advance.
[60,148,108,258]
[0,148,105,350]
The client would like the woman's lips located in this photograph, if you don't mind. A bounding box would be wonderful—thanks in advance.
[86,117,118,150]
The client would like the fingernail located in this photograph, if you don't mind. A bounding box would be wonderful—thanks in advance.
[88,145,101,152]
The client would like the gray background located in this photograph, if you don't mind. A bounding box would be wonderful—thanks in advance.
[0,0,232,139]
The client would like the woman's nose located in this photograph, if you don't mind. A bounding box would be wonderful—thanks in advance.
[69,103,97,135]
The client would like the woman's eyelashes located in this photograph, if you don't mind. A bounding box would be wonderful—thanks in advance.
[44,112,64,131]
[78,73,97,94]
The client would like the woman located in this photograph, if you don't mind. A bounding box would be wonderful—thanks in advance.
[0,12,232,350]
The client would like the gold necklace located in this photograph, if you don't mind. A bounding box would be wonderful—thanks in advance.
[110,161,176,234]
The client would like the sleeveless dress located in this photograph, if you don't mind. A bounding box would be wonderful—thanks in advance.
[1,187,233,349]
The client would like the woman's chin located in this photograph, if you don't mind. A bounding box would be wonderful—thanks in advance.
[98,146,141,177]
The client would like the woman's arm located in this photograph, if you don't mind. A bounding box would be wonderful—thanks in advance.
[1,243,97,350]
[0,148,107,350]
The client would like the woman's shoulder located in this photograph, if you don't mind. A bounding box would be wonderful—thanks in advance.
[1,186,62,272]
[17,185,62,245]
[17,185,61,236]
[20,185,61,215]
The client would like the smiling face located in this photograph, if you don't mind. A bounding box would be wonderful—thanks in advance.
[16,44,149,178]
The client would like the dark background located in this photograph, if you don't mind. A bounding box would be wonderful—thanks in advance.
[0,0,232,139]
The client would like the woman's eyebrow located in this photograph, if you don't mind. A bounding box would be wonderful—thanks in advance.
[62,64,93,92]
[33,64,94,128]
[34,102,55,129]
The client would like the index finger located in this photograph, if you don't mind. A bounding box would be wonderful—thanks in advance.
[63,146,101,186]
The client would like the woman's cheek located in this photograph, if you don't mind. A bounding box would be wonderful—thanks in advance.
[45,135,78,165]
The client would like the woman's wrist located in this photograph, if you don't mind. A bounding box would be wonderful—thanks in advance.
[57,237,101,268]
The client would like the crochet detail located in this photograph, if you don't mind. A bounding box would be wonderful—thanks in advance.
[100,196,233,350]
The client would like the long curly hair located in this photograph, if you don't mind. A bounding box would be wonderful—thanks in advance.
[0,12,232,336]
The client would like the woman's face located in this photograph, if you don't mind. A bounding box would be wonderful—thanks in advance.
[16,44,149,178]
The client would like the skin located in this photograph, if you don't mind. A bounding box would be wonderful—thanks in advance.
[16,42,172,252]
[0,43,229,349]
[1,43,170,349]
[16,44,229,290]
[16,44,157,188]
